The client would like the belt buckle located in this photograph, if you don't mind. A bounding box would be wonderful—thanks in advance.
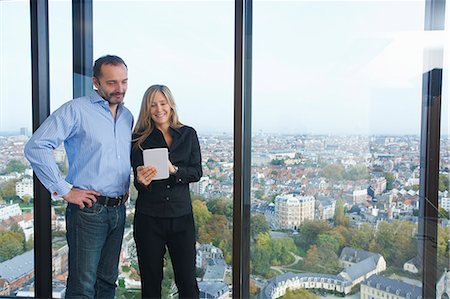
[111,195,123,207]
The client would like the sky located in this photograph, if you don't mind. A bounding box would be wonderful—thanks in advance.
[0,0,449,135]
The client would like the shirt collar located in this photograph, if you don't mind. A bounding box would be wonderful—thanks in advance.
[169,126,182,136]
[89,90,125,109]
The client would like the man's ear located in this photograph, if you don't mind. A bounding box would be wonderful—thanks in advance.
[92,76,100,89]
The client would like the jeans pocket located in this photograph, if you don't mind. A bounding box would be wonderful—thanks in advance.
[78,203,104,216]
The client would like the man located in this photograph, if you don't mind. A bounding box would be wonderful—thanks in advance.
[25,55,133,298]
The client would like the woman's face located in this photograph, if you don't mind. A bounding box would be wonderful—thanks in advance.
[150,91,172,127]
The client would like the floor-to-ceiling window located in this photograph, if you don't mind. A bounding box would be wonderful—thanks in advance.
[92,1,234,297]
[0,0,35,297]
[251,1,435,298]
[48,0,72,295]
[8,0,448,297]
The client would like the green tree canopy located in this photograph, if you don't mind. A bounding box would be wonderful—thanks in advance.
[334,199,349,227]
[295,220,332,251]
[320,164,345,181]
[5,160,27,174]
[344,164,369,181]
[0,230,24,261]
[206,197,233,221]
[350,223,374,250]
[383,172,395,190]
[192,198,212,234]
[439,173,449,192]
[251,214,270,241]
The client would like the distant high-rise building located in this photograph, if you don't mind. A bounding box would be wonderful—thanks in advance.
[19,127,28,136]
[275,194,315,229]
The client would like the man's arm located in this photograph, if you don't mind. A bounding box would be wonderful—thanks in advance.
[24,103,75,198]
[24,103,100,208]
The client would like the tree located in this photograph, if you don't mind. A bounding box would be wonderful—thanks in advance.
[304,244,340,274]
[198,214,232,263]
[251,214,270,241]
[317,233,340,254]
[295,220,331,251]
[0,230,23,261]
[375,220,416,267]
[344,164,369,181]
[439,207,449,219]
[350,223,374,250]
[320,164,345,181]
[283,288,319,299]
[4,159,27,174]
[270,159,285,166]
[304,245,320,271]
[254,189,264,200]
[125,212,134,228]
[206,197,233,221]
[0,180,17,198]
[334,199,349,227]
[383,172,395,190]
[439,173,450,192]
[192,198,212,234]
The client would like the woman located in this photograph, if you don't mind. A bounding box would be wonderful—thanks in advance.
[131,84,202,298]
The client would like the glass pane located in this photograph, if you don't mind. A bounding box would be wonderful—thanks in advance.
[93,1,234,297]
[49,0,72,297]
[252,1,426,298]
[437,1,450,298]
[0,0,35,297]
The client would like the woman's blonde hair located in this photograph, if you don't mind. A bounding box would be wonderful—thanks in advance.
[133,84,183,149]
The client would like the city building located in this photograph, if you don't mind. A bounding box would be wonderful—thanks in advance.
[0,250,34,294]
[403,256,421,274]
[196,243,224,270]
[274,194,315,230]
[315,196,336,220]
[360,275,421,299]
[0,203,22,221]
[353,189,369,204]
[15,177,33,198]
[198,281,230,299]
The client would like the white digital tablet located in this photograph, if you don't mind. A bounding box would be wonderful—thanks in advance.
[143,148,170,180]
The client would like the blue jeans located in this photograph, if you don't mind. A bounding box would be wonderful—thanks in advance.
[65,202,126,299]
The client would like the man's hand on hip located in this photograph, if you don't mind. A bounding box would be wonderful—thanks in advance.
[62,187,100,209]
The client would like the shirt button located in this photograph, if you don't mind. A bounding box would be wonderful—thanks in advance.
[178,179,182,182]
[166,185,171,189]
[165,196,170,201]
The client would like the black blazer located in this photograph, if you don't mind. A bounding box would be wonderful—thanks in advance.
[131,125,202,218]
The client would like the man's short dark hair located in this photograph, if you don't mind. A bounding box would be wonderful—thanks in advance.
[93,55,127,78]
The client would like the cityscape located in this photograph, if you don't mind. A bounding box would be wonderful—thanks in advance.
[0,129,448,298]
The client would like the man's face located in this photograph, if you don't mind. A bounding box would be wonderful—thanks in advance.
[93,63,128,105]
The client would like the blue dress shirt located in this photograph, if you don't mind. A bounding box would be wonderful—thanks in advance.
[25,91,133,198]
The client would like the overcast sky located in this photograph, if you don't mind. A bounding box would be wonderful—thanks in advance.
[1,0,449,135]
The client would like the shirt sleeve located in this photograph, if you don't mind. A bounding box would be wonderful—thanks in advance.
[24,102,77,198]
[131,141,153,192]
[174,128,203,184]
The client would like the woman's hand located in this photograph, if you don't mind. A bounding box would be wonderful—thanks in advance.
[137,165,158,187]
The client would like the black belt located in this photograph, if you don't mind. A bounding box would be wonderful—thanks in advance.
[95,195,126,207]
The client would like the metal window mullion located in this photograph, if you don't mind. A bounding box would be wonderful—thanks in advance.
[30,0,52,297]
[72,0,93,98]
[233,0,252,297]
[419,1,446,298]
[233,0,244,297]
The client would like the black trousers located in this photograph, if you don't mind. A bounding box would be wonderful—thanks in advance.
[134,212,199,299]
